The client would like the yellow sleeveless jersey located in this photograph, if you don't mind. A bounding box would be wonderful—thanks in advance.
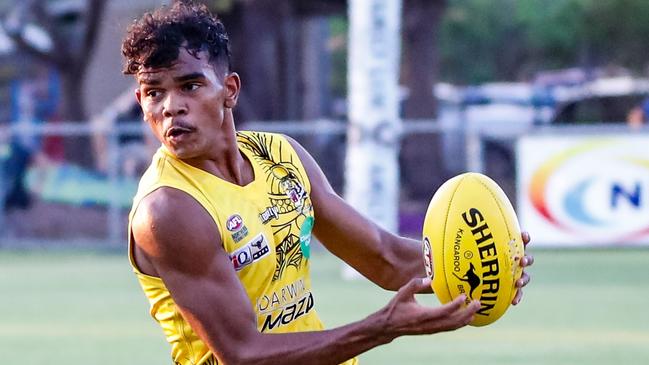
[128,131,358,365]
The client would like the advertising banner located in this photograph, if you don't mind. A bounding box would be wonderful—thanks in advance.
[517,135,649,246]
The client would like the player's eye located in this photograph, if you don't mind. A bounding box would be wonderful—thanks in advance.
[183,83,201,92]
[146,89,162,98]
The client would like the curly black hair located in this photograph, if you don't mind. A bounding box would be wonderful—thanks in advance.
[121,1,231,75]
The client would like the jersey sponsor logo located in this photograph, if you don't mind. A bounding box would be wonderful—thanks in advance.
[260,292,315,332]
[231,247,253,270]
[259,206,280,224]
[299,216,314,259]
[227,214,249,242]
[231,226,249,243]
[226,214,244,232]
[257,279,307,314]
[230,233,270,271]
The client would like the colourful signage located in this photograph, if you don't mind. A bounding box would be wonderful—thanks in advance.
[517,135,649,246]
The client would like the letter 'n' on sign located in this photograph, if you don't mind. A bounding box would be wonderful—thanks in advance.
[611,182,641,209]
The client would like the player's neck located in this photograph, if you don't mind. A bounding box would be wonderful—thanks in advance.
[183,117,253,186]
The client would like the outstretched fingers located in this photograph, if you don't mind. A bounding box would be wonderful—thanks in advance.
[386,279,481,337]
[422,295,480,333]
[435,294,467,316]
[453,299,480,329]
[397,277,433,299]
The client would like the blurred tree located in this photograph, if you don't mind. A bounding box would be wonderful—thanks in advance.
[205,0,451,123]
[517,0,585,74]
[440,0,529,83]
[400,0,449,200]
[402,0,447,118]
[2,0,107,166]
[580,0,649,71]
[439,0,649,84]
[206,0,345,121]
[2,0,106,122]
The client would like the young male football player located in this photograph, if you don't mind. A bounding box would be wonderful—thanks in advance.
[124,2,533,364]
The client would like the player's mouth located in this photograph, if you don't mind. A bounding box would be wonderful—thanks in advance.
[166,124,195,141]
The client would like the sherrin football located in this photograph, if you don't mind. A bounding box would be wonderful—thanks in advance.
[422,172,524,326]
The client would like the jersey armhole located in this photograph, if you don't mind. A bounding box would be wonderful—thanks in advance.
[127,185,226,279]
[276,133,312,194]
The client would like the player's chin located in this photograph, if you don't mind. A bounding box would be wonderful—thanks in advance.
[165,143,199,160]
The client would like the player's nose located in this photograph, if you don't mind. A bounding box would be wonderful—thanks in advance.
[162,93,188,117]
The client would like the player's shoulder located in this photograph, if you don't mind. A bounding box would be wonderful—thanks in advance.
[137,186,195,215]
[131,187,224,270]
[132,187,216,244]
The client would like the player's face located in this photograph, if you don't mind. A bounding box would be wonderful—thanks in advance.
[135,49,238,160]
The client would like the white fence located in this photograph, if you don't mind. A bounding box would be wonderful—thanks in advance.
[1,119,648,248]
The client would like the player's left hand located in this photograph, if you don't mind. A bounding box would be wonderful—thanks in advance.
[512,231,533,305]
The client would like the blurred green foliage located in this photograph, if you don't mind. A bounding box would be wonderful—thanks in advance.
[281,0,649,87]
[328,16,348,98]
[440,0,649,83]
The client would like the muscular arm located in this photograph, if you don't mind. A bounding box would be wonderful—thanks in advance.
[288,136,534,301]
[287,137,426,291]
[131,188,478,365]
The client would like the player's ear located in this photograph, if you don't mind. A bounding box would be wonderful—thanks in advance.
[223,72,240,109]
[135,88,142,106]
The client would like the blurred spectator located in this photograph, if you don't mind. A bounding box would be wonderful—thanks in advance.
[2,64,59,211]
[90,86,155,178]
[626,98,649,130]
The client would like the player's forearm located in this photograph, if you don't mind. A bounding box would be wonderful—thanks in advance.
[376,233,428,291]
[229,312,393,365]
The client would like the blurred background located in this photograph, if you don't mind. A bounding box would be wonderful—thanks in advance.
[0,0,648,364]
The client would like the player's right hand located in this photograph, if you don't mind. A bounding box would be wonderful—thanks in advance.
[377,277,480,341]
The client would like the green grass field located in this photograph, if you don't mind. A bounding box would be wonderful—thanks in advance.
[1,248,648,364]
